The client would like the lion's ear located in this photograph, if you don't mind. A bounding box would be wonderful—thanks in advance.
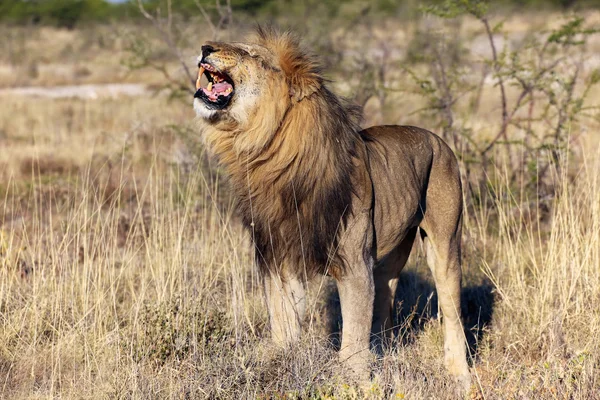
[256,27,322,102]
[281,51,322,102]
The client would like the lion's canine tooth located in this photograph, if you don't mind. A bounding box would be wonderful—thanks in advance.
[196,67,205,90]
[207,82,213,91]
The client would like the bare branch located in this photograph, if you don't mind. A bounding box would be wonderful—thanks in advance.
[193,0,218,39]
[136,0,196,92]
[192,0,232,40]
[215,0,233,34]
[227,0,233,26]
[481,17,508,140]
[167,0,172,34]
[136,0,154,20]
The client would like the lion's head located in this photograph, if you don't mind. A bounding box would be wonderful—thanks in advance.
[193,28,329,154]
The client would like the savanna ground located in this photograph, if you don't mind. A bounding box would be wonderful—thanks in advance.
[1,3,600,399]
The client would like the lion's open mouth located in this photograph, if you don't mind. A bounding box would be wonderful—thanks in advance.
[194,62,234,109]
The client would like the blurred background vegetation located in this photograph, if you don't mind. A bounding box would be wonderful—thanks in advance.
[0,0,598,28]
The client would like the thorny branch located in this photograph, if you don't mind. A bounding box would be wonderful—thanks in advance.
[407,1,599,201]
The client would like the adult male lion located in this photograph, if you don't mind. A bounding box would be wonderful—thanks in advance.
[193,28,471,389]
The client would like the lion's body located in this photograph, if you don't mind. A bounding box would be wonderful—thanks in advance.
[362,125,463,258]
[193,28,471,390]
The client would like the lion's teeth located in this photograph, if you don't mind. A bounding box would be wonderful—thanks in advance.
[207,82,213,91]
[196,66,205,90]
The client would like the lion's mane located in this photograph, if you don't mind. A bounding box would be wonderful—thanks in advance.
[202,28,363,277]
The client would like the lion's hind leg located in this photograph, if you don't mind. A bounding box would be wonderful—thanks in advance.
[416,141,471,391]
[372,227,418,346]
[420,222,471,390]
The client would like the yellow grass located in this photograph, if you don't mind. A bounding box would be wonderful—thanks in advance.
[0,13,599,399]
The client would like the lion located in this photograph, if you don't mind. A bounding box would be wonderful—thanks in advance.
[193,28,471,390]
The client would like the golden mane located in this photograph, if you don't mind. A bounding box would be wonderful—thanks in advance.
[202,28,363,277]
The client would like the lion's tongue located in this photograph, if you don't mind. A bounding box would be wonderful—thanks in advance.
[213,82,232,93]
[203,81,233,101]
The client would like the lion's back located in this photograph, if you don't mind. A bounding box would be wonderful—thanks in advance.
[359,125,461,256]
[361,125,459,176]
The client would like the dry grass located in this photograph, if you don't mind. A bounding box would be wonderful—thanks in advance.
[0,24,193,89]
[0,12,600,399]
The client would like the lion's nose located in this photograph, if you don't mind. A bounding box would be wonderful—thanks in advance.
[201,45,217,59]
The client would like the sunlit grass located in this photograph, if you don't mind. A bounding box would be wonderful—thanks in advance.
[0,16,599,398]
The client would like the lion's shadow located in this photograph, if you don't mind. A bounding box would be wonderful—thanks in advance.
[325,268,496,360]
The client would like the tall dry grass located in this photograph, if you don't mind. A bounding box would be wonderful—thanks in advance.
[462,147,600,398]
[0,95,598,399]
[1,13,600,398]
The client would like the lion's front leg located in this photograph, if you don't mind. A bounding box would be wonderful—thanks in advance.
[336,210,376,379]
[336,262,375,379]
[264,270,306,346]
